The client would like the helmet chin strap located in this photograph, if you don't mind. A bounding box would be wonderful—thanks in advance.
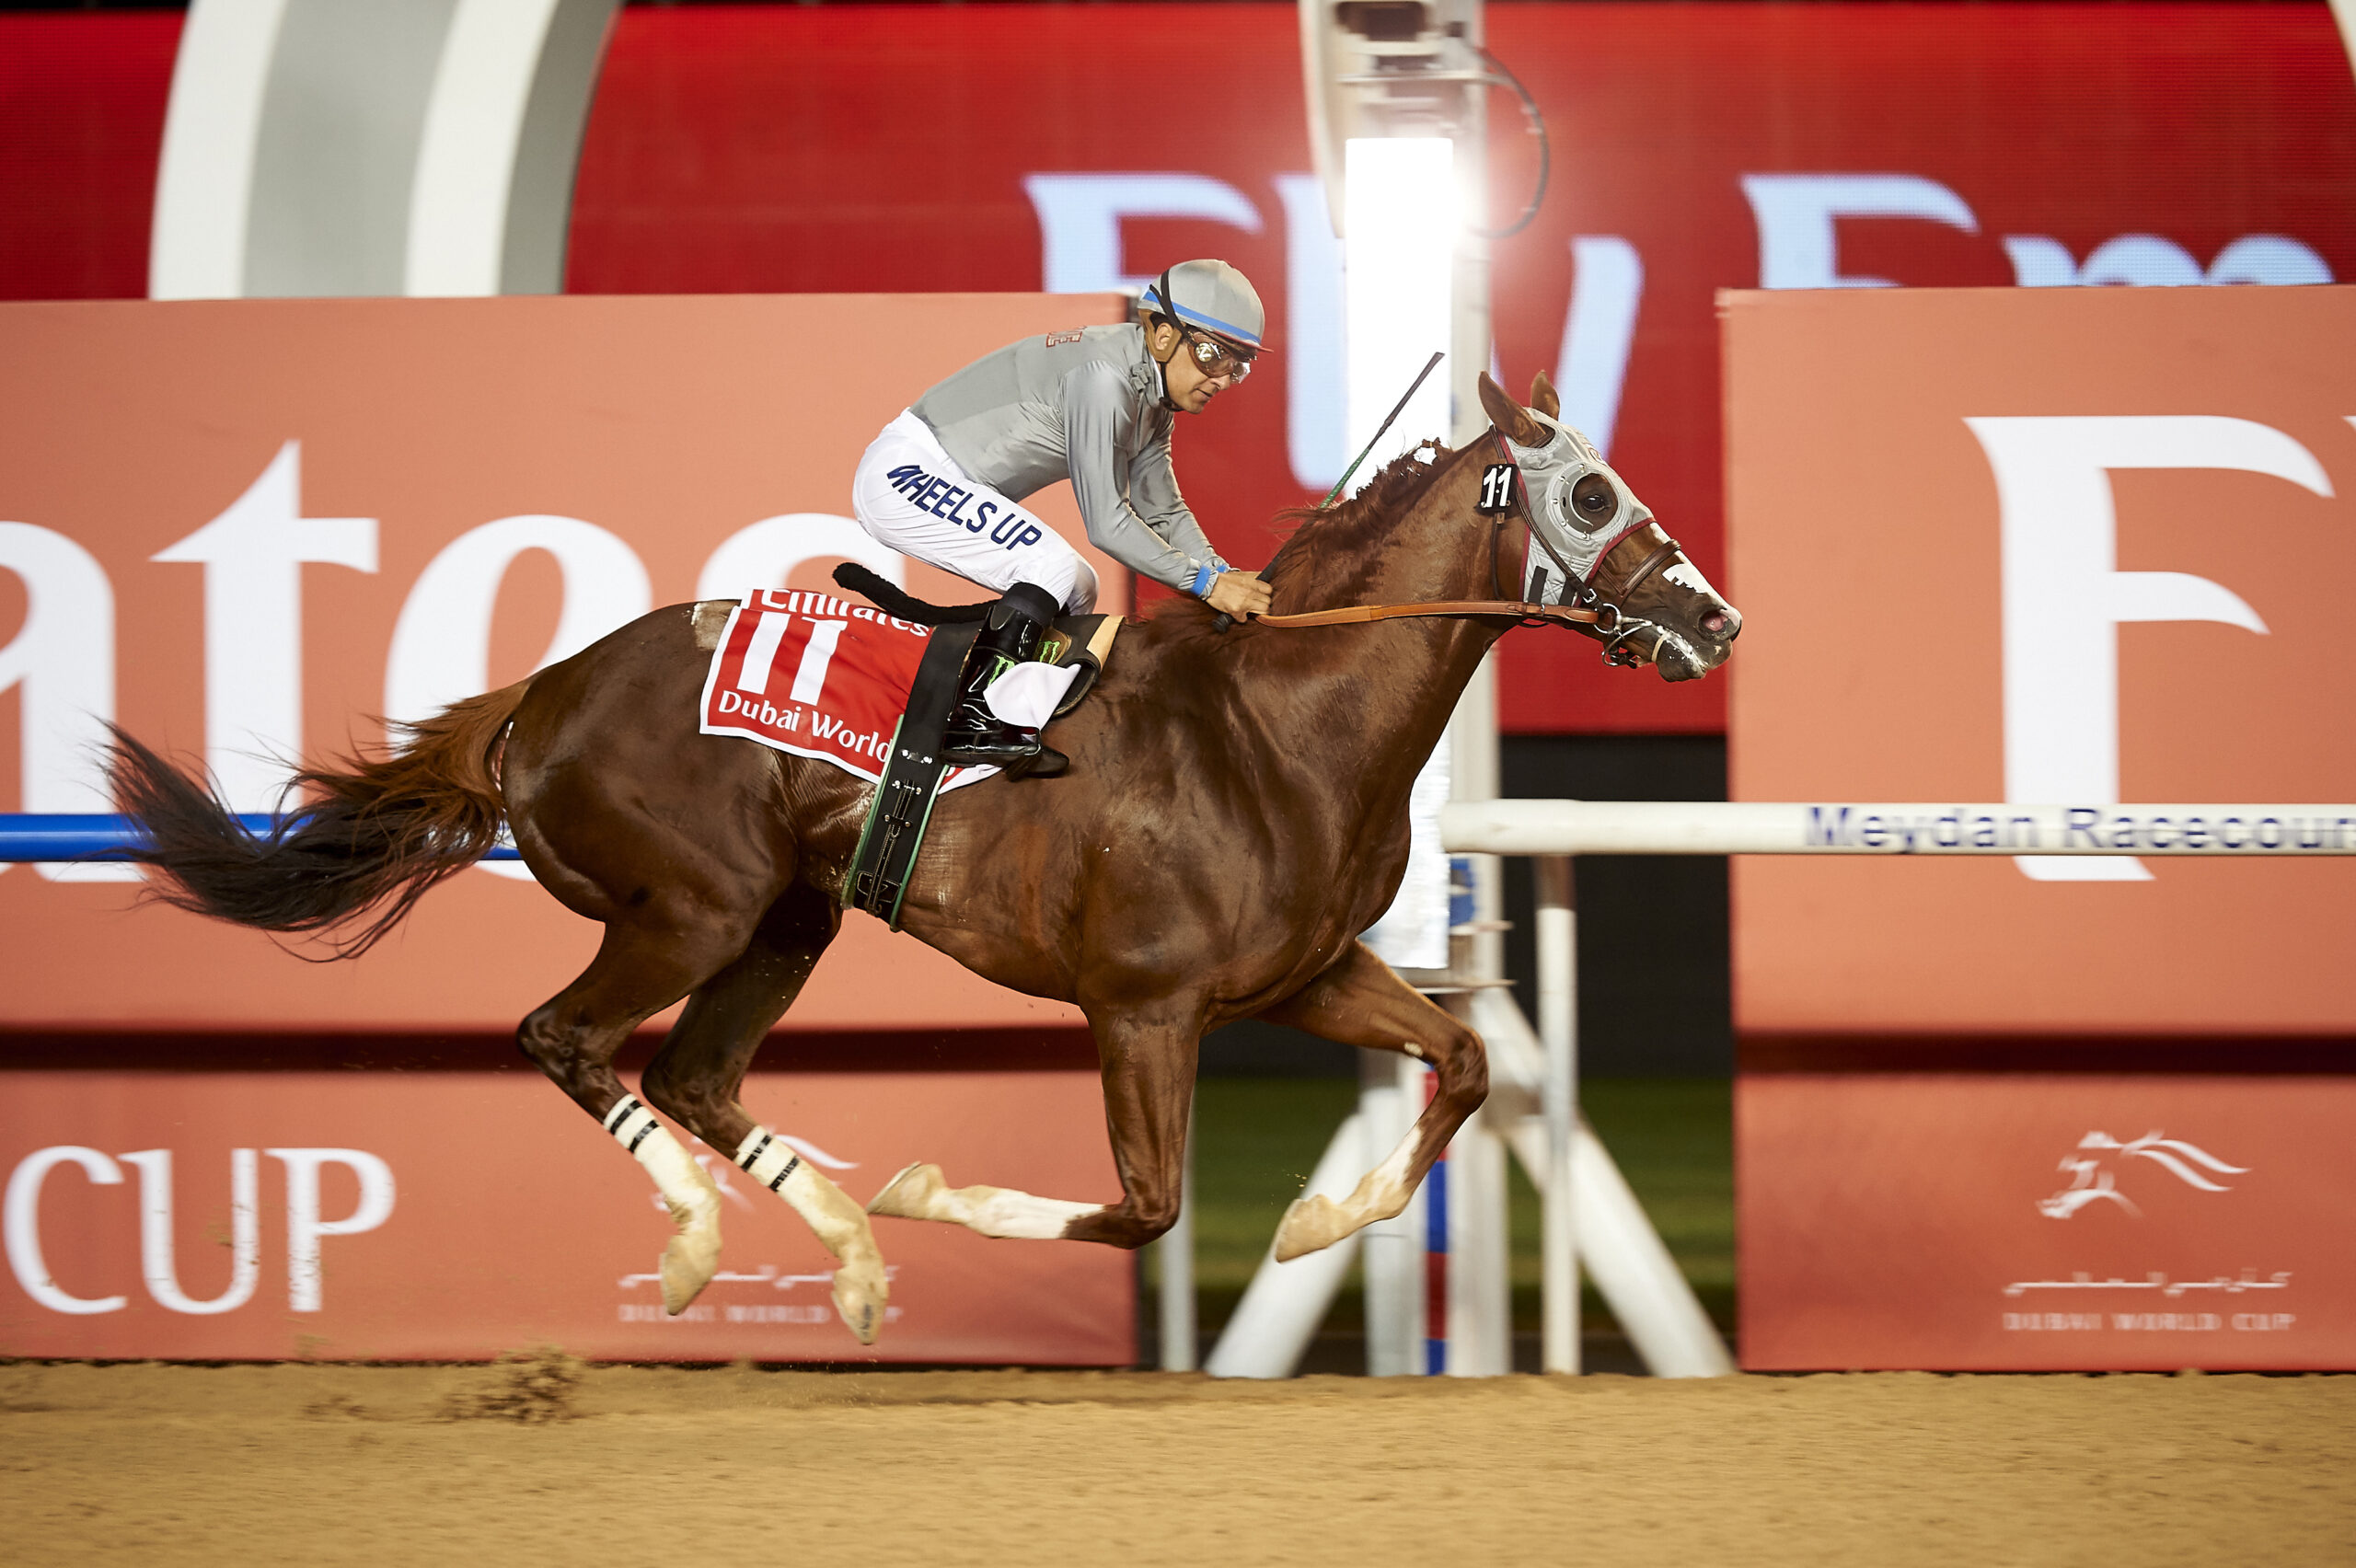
[1149,266,1182,410]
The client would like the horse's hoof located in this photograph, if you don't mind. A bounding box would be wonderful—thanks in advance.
[659,1228,721,1316]
[658,1175,724,1315]
[831,1250,889,1345]
[867,1161,941,1220]
[1272,1193,1351,1262]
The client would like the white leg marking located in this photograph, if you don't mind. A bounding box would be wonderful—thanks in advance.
[604,1096,722,1316]
[737,1126,889,1345]
[1272,1124,1419,1262]
[866,1162,1103,1240]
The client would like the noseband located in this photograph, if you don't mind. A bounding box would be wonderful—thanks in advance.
[1510,525,1690,668]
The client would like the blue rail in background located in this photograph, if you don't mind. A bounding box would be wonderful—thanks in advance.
[0,814,525,861]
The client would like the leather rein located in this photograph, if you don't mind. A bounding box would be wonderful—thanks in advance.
[1244,432,1688,667]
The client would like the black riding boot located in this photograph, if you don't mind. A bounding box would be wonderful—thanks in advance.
[941,582,1066,776]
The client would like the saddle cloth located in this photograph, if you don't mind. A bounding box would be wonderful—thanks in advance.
[698,589,996,792]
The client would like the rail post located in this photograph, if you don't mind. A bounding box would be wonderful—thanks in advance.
[1535,854,1578,1374]
[1157,1092,1196,1371]
[1359,1049,1427,1376]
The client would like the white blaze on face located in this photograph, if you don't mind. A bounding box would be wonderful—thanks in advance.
[1661,558,1721,597]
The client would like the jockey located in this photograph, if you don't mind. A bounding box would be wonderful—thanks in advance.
[849,258,1276,774]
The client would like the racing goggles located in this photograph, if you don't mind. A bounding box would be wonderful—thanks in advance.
[1179,327,1256,382]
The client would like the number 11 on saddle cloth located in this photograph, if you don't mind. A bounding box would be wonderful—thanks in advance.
[697,588,1082,790]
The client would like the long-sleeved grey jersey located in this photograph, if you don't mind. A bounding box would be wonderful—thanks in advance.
[910,323,1227,594]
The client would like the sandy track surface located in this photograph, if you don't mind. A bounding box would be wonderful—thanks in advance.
[2,1361,2350,1566]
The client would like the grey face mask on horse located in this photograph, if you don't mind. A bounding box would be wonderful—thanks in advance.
[1492,409,1738,677]
[1498,411,1654,605]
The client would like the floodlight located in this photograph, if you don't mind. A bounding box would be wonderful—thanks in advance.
[1344,136,1456,489]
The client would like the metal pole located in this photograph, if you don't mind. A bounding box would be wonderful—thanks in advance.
[1469,985,1729,1376]
[1203,1113,1367,1378]
[1535,855,1579,1373]
[1437,17,1510,1378]
[1158,1092,1196,1371]
[1359,1049,1426,1375]
[1444,1096,1513,1375]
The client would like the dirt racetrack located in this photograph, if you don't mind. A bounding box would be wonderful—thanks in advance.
[2,1360,2350,1565]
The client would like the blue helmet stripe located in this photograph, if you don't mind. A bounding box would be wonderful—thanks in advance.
[1144,289,1263,349]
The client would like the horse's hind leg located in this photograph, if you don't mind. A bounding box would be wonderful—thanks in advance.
[639,883,888,1344]
[1252,940,1488,1261]
[516,908,769,1318]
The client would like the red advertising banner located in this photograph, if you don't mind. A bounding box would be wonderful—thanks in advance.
[1726,286,2356,1035]
[0,292,1126,1032]
[1739,1076,2354,1370]
[1724,285,2356,1369]
[0,1068,1130,1364]
[10,5,2351,733]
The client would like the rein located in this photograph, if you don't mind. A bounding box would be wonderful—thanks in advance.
[1250,600,1602,629]
[1241,432,1685,666]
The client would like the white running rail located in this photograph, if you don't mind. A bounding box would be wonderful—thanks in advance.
[1194,800,2356,1379]
[1442,801,2356,857]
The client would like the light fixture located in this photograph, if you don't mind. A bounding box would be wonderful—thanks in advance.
[1343,135,1456,493]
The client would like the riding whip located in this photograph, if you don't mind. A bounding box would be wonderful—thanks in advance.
[1214,350,1446,633]
[1319,350,1446,511]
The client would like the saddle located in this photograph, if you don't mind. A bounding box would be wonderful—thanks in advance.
[836,566,1118,928]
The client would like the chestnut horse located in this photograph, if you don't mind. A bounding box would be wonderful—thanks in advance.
[110,375,1738,1344]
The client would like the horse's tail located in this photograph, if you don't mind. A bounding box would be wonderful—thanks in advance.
[108,678,537,958]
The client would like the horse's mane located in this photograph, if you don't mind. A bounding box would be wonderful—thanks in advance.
[1258,440,1466,595]
[839,439,1480,640]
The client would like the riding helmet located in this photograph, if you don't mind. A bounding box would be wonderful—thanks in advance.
[1142,259,1267,352]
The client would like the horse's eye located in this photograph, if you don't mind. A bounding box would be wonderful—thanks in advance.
[1572,474,1616,516]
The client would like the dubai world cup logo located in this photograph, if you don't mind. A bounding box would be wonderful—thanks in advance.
[2038,1131,2248,1219]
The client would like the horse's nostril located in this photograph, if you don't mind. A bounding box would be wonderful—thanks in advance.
[1700,610,1728,638]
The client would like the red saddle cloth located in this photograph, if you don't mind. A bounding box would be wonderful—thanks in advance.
[698,588,987,789]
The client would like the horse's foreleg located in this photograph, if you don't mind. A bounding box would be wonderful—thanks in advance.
[868,1001,1197,1249]
[1253,940,1488,1261]
[865,1163,1105,1239]
[640,884,888,1345]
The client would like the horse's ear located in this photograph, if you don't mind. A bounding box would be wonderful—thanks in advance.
[1530,371,1561,421]
[1479,372,1543,445]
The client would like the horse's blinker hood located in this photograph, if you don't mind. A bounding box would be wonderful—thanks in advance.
[1500,412,1654,597]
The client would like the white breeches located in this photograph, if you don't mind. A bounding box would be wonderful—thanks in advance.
[851,409,1099,615]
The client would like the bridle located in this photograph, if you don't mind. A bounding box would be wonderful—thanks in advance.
[1503,462,1692,669]
[1242,432,1690,669]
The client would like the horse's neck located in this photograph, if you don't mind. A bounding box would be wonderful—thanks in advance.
[1276,468,1501,618]
[1257,470,1508,800]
